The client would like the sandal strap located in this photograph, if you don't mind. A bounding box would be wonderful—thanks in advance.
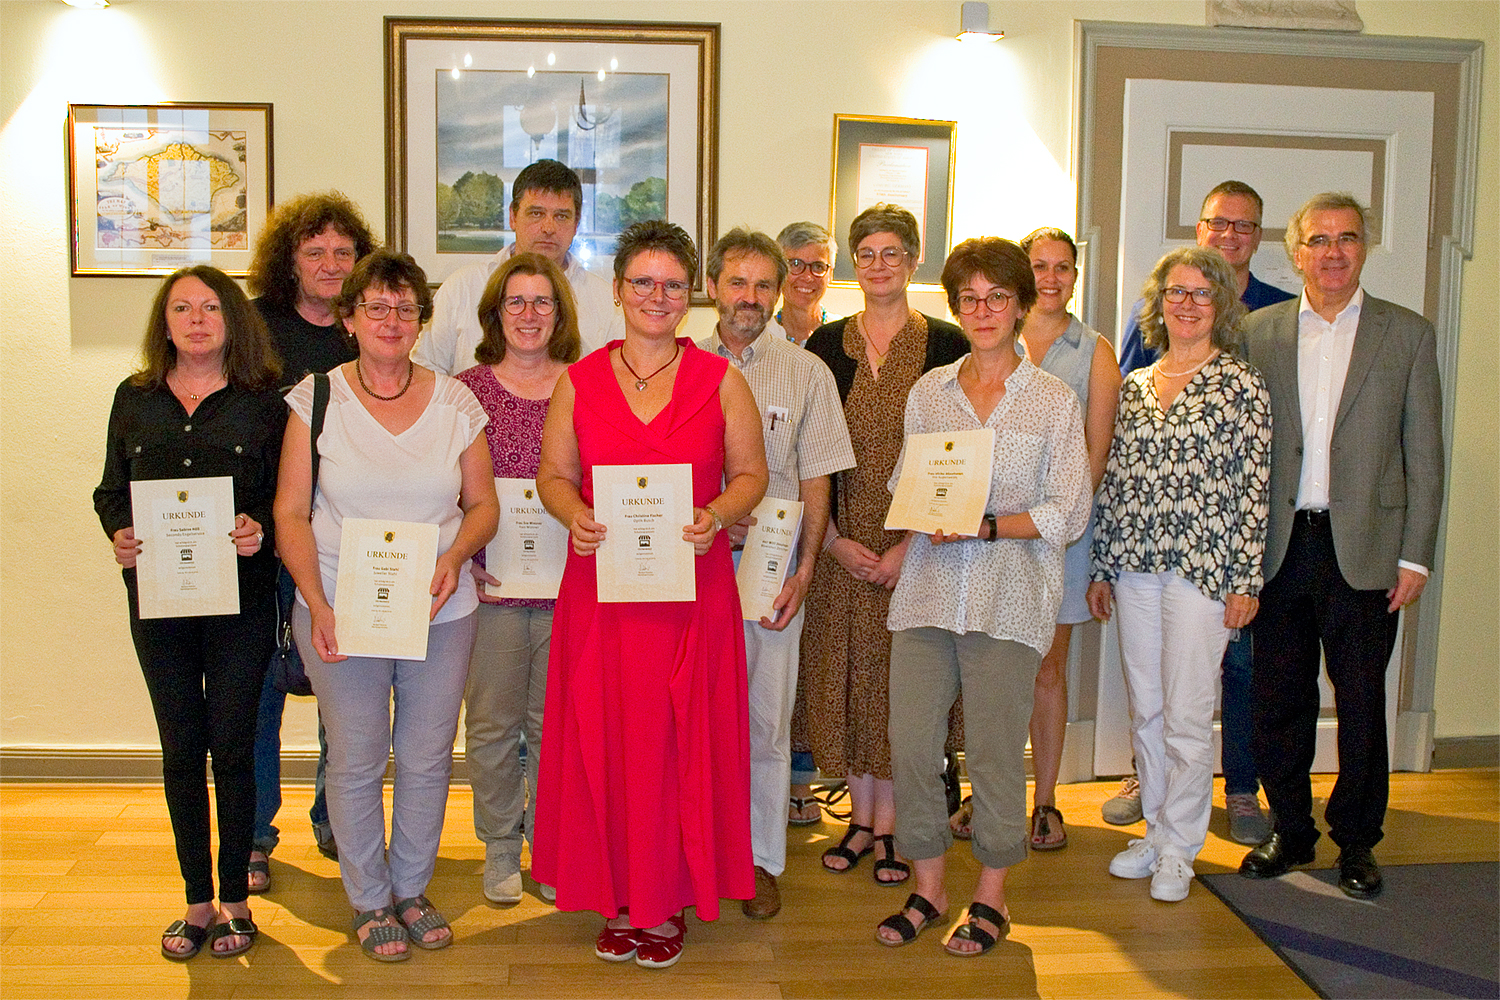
[163,919,212,947]
[968,900,1006,927]
[903,892,942,923]
[394,895,450,937]
[877,912,919,942]
[218,917,258,937]
[363,923,409,948]
[352,906,397,933]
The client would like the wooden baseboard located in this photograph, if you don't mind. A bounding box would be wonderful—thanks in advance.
[1432,735,1500,769]
[0,747,473,783]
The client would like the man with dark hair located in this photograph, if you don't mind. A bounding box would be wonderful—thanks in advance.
[1102,180,1294,845]
[698,228,854,920]
[1239,193,1443,900]
[414,159,621,375]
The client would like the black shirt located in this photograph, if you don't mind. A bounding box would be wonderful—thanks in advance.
[254,298,356,391]
[94,379,287,594]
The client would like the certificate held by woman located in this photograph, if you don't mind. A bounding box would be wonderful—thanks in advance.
[592,463,694,602]
[332,517,440,660]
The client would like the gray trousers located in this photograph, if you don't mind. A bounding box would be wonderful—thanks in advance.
[889,627,1038,871]
[464,603,552,870]
[295,604,475,912]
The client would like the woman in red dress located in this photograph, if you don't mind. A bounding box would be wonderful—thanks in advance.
[534,220,768,968]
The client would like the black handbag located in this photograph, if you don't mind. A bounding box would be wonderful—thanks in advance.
[268,372,329,697]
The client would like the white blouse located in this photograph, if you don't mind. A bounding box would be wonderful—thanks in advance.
[285,367,489,626]
[886,356,1091,654]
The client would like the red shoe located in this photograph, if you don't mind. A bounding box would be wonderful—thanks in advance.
[633,914,686,969]
[594,924,640,962]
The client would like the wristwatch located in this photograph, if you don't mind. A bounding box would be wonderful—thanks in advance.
[982,512,998,541]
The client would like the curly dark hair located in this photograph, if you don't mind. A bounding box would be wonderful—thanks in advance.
[247,191,378,309]
[1136,246,1245,353]
[475,252,582,366]
[332,251,434,326]
[132,266,280,391]
[940,237,1037,319]
[611,220,699,285]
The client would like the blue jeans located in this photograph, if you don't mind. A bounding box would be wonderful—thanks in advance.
[251,567,331,854]
[1219,629,1259,797]
[791,751,817,787]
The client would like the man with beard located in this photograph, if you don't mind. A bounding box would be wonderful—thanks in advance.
[697,228,855,919]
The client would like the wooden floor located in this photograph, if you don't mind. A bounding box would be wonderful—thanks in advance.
[1,769,1495,998]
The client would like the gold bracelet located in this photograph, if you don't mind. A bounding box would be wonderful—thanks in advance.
[704,504,724,532]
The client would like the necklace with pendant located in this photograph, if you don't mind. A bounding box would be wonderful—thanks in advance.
[620,341,681,391]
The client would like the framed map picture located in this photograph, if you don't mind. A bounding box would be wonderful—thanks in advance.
[66,103,273,276]
[385,18,718,298]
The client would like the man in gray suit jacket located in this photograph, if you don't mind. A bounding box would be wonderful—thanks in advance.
[1238,193,1444,899]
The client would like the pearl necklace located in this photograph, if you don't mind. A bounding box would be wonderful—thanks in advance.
[1154,350,1218,379]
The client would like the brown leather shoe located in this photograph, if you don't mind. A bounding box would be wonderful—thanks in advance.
[742,865,781,919]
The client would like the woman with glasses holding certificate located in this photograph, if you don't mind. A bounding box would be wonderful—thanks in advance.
[94,265,286,961]
[274,250,499,961]
[454,252,580,905]
[799,204,968,887]
[533,220,767,969]
[1087,246,1271,903]
[879,238,1090,955]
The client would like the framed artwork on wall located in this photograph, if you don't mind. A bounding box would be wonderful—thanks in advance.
[65,103,273,277]
[385,17,720,297]
[828,115,956,290]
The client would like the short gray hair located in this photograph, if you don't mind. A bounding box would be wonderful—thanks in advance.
[848,203,921,260]
[1284,192,1368,268]
[776,221,837,266]
[706,227,787,287]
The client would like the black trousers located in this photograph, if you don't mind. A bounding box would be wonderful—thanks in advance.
[1250,511,1399,852]
[126,573,274,905]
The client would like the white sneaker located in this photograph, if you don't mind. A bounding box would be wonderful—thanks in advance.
[483,858,523,904]
[1149,853,1194,902]
[1109,837,1158,879]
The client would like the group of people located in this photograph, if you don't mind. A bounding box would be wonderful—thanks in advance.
[96,158,1442,966]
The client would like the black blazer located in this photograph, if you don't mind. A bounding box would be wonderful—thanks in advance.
[804,313,968,404]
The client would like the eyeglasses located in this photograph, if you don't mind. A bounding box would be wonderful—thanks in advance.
[1163,286,1216,305]
[955,289,1015,315]
[356,301,421,321]
[854,246,909,269]
[623,276,691,301]
[1301,233,1364,252]
[787,257,831,277]
[502,295,557,316]
[1200,218,1260,235]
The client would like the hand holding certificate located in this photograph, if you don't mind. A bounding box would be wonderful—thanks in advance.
[592,463,695,603]
[333,518,440,660]
[736,496,804,623]
[129,476,239,619]
[485,478,569,600]
[884,428,996,535]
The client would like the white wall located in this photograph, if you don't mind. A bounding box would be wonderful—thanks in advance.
[2,0,1494,752]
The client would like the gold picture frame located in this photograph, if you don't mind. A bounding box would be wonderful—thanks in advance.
[829,114,956,289]
[385,17,720,298]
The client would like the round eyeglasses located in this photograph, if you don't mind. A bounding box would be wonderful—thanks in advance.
[502,295,557,316]
[955,290,1016,315]
[854,246,909,269]
[787,257,831,276]
[623,276,691,301]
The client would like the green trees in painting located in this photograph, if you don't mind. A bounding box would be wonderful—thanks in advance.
[436,171,506,229]
[595,177,666,233]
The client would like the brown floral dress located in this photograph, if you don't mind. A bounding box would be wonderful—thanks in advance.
[797,310,963,779]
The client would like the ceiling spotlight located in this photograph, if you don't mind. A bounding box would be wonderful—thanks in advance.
[957,2,1003,42]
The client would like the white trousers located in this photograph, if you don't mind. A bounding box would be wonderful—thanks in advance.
[1114,571,1229,862]
[743,604,805,876]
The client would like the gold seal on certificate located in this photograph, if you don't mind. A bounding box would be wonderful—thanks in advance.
[593,463,694,603]
[736,496,804,623]
[884,427,996,535]
[333,518,440,660]
[130,476,239,619]
[486,478,569,600]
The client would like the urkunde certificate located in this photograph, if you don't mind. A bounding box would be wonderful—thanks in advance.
[333,518,440,660]
[593,463,694,603]
[130,476,238,619]
[736,496,804,623]
[486,478,569,600]
[884,427,997,535]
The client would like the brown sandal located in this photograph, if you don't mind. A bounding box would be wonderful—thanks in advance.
[1030,804,1067,850]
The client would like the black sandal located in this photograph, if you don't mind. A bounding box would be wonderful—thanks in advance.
[876,892,947,947]
[872,833,911,885]
[944,900,1008,957]
[821,822,874,873]
[208,916,258,959]
[160,919,212,961]
[1030,804,1067,850]
[247,856,271,894]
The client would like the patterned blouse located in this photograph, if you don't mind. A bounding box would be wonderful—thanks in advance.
[456,363,554,610]
[1089,353,1271,602]
[886,356,1092,654]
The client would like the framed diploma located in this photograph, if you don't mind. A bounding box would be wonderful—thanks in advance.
[486,478,569,600]
[884,428,996,535]
[736,496,804,623]
[593,463,694,603]
[129,476,239,619]
[333,518,440,661]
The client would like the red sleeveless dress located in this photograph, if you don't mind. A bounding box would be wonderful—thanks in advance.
[531,339,753,927]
